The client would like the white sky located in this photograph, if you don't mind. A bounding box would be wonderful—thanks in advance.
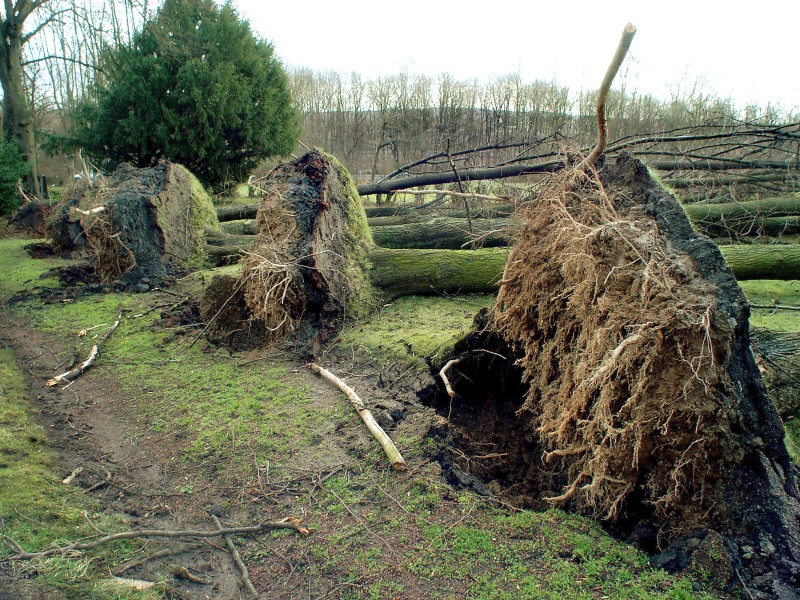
[233,0,798,112]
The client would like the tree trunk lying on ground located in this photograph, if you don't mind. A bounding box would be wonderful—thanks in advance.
[422,154,800,598]
[371,217,513,249]
[204,234,800,282]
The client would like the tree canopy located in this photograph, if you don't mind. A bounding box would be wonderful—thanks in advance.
[73,0,298,189]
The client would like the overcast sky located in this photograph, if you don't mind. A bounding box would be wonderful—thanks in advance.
[233,0,798,112]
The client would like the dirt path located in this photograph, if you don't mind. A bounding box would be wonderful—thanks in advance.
[1,312,261,598]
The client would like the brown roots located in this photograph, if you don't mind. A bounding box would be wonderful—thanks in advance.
[492,161,744,527]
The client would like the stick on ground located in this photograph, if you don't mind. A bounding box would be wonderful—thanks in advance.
[212,514,258,596]
[47,310,124,386]
[3,519,309,561]
[309,363,407,471]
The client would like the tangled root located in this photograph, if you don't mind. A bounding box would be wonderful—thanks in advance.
[241,187,307,338]
[493,162,741,528]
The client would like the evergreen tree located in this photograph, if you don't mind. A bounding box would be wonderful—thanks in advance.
[74,0,298,189]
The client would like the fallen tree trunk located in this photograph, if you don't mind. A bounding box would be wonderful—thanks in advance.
[357,159,799,196]
[371,217,513,249]
[220,219,258,235]
[718,244,800,280]
[684,196,800,224]
[215,203,258,221]
[367,248,507,300]
[205,243,800,284]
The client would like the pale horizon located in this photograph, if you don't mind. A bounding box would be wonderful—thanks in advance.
[233,0,798,113]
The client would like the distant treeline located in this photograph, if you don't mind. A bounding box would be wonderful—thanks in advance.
[288,69,798,182]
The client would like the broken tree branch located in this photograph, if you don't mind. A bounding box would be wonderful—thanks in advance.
[581,23,637,168]
[3,519,310,561]
[439,358,464,401]
[46,310,124,387]
[309,363,407,471]
[212,514,258,597]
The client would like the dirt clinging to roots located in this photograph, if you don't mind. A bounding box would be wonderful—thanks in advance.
[48,162,218,286]
[430,154,800,597]
[234,150,374,350]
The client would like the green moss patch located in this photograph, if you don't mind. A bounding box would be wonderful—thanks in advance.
[338,294,493,366]
[739,280,800,332]
[0,237,80,302]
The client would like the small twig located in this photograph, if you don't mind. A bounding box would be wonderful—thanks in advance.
[62,466,83,485]
[735,569,755,600]
[212,514,258,596]
[83,511,108,535]
[86,464,113,492]
[751,304,800,312]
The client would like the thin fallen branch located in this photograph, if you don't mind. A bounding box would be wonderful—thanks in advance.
[581,23,637,168]
[3,519,310,561]
[212,514,258,597]
[395,189,508,203]
[47,310,124,386]
[309,363,407,471]
[751,304,800,312]
[62,466,83,485]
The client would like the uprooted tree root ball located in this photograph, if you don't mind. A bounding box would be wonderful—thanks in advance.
[201,150,375,351]
[47,162,219,287]
[426,154,800,596]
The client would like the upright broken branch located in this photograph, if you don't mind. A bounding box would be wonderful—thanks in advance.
[581,23,637,168]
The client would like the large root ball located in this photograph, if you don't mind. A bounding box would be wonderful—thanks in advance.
[431,154,800,596]
[205,150,375,350]
[47,162,218,286]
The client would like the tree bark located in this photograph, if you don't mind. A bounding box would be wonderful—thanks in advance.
[0,1,46,199]
[684,197,800,227]
[367,248,508,299]
[371,217,513,249]
[216,203,259,222]
[206,240,800,284]
[717,244,800,280]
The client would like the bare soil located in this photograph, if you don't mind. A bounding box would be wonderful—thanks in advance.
[0,299,442,599]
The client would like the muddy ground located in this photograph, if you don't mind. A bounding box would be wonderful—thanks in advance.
[0,236,756,599]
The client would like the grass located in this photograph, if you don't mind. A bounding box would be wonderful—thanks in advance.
[0,236,82,302]
[338,294,492,367]
[739,280,800,332]
[0,347,152,599]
